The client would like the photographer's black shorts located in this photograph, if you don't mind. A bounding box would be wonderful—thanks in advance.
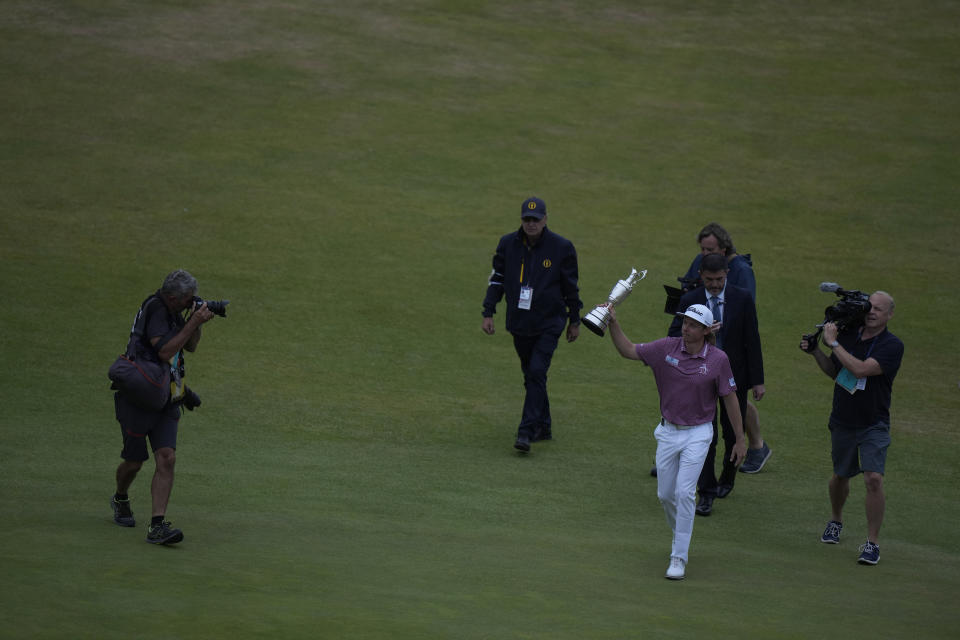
[114,392,180,462]
[829,421,890,477]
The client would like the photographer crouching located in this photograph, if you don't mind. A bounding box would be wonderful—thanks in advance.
[799,290,903,566]
[108,269,226,545]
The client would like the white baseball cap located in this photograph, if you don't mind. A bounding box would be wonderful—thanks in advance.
[677,303,713,327]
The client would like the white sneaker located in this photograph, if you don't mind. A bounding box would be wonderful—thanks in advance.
[665,556,686,580]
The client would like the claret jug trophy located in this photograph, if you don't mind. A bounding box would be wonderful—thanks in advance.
[582,268,648,337]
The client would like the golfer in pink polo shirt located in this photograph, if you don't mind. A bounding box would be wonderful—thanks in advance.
[604,302,747,580]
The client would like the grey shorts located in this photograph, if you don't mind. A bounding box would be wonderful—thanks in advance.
[830,422,890,477]
[115,392,180,462]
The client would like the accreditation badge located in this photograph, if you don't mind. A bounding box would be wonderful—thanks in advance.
[518,286,533,310]
[835,367,866,394]
[169,352,185,402]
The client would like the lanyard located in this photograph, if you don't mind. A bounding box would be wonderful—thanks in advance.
[856,329,880,359]
[520,237,534,285]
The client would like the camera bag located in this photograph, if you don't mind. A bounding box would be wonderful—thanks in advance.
[108,296,170,411]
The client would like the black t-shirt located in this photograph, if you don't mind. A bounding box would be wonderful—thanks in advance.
[144,297,184,352]
[132,293,186,376]
[829,327,904,428]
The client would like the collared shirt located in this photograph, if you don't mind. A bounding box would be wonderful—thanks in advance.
[706,287,725,322]
[634,337,736,426]
[684,254,757,301]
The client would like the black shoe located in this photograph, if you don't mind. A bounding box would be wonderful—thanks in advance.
[111,496,135,527]
[146,521,184,545]
[650,466,658,478]
[695,495,714,516]
[716,484,734,499]
[514,435,531,453]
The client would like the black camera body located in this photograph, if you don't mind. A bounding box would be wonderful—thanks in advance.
[663,275,703,315]
[194,296,230,317]
[822,292,871,328]
[182,386,202,411]
[801,284,871,352]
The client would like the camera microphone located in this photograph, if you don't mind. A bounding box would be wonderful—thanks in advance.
[819,282,841,293]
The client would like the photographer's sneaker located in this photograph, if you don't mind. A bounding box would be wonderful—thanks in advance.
[111,496,135,527]
[820,520,843,544]
[857,541,880,565]
[665,556,686,580]
[146,521,184,545]
[739,442,771,473]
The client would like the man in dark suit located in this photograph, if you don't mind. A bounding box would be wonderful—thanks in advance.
[668,253,766,516]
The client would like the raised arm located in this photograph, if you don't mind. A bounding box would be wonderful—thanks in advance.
[822,322,884,378]
[800,330,839,379]
[605,305,641,360]
[153,303,214,362]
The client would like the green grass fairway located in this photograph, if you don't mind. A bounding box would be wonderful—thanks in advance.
[2,1,959,638]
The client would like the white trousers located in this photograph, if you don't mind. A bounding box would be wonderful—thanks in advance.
[654,420,713,562]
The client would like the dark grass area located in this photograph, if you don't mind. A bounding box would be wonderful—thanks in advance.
[2,1,959,638]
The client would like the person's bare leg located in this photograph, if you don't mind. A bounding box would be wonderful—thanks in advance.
[829,474,849,523]
[863,472,885,542]
[151,447,176,517]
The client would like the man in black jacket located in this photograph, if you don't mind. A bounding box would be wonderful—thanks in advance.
[482,197,582,453]
[668,253,766,515]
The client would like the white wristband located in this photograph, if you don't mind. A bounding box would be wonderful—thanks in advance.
[828,340,840,348]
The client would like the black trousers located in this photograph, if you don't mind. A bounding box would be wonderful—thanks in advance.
[512,332,560,439]
[698,386,749,497]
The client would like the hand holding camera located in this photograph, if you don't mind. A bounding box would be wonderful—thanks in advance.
[193,297,229,317]
[188,297,229,327]
[800,282,871,352]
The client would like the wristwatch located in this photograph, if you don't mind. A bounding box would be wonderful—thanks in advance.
[828,340,840,348]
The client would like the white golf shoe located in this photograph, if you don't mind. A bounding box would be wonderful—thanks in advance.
[665,556,686,580]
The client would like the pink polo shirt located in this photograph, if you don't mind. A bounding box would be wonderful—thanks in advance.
[635,337,736,426]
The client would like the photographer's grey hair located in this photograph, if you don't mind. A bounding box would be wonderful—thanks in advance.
[161,270,198,297]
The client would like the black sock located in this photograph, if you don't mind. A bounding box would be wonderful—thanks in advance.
[115,493,129,502]
[151,515,164,527]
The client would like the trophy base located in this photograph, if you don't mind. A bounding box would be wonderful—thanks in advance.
[582,314,607,337]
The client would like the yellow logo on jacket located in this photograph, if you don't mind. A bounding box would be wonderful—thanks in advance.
[542,259,552,268]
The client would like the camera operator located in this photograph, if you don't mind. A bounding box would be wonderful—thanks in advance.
[799,291,903,566]
[110,269,216,545]
[680,222,756,299]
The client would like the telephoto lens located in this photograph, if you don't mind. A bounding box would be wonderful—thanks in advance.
[193,297,230,317]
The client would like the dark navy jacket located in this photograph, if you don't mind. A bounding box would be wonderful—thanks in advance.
[668,282,764,390]
[483,227,582,336]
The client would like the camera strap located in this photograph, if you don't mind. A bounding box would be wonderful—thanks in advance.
[125,295,163,358]
[127,294,187,402]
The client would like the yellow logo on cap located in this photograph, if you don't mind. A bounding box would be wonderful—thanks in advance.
[543,259,552,268]
[528,202,537,210]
